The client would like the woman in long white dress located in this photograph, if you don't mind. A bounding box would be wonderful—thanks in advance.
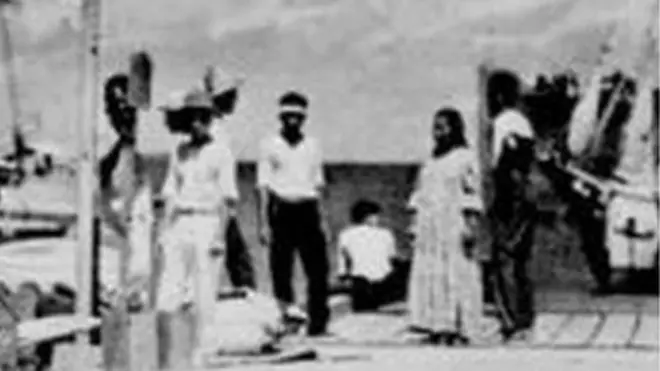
[407,107,490,345]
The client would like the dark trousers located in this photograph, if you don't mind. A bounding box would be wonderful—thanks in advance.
[224,217,256,289]
[570,206,611,288]
[268,194,330,332]
[492,221,536,334]
[347,274,399,312]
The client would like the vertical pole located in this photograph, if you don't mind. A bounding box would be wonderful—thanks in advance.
[476,62,494,304]
[652,88,659,191]
[76,0,101,353]
[0,1,21,164]
[477,62,494,214]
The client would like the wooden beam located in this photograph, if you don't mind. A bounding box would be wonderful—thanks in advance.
[76,0,102,358]
[652,88,658,187]
[476,62,496,302]
[101,50,159,371]
[476,62,494,227]
[0,1,21,155]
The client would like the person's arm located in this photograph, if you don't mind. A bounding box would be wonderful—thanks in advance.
[97,192,128,238]
[160,146,179,225]
[216,142,239,216]
[461,151,484,215]
[97,141,128,238]
[312,139,326,195]
[385,230,397,260]
[492,118,506,167]
[312,140,331,238]
[336,234,352,279]
[492,112,534,167]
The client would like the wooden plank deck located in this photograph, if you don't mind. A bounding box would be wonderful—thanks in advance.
[551,314,602,347]
[630,315,659,348]
[592,314,637,347]
[532,313,572,345]
[323,302,659,350]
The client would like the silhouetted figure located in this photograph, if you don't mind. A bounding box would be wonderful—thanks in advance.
[488,70,539,342]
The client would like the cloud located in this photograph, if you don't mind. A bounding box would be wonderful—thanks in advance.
[208,0,341,40]
[6,0,81,42]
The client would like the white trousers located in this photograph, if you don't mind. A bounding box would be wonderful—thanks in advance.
[157,213,225,350]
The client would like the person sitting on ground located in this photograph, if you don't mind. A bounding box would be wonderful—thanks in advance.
[336,199,399,312]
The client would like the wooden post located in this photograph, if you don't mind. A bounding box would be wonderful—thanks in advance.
[75,0,101,367]
[101,51,159,371]
[0,0,21,154]
[477,63,494,219]
[476,62,495,303]
[652,88,659,190]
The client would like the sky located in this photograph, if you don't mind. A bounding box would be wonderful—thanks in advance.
[0,0,656,162]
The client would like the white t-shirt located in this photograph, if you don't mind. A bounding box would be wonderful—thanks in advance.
[492,109,534,165]
[337,225,396,282]
[256,135,324,201]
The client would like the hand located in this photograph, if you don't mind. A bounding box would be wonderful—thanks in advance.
[209,244,224,258]
[225,198,238,218]
[337,274,351,283]
[259,224,272,247]
[320,219,332,243]
[463,234,480,261]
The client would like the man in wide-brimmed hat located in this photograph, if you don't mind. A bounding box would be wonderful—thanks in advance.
[157,86,240,365]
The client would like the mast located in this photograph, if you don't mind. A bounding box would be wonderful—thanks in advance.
[0,0,22,169]
[76,0,101,353]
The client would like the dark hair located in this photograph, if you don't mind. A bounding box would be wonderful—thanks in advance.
[213,88,239,116]
[187,107,213,125]
[279,91,308,108]
[104,73,129,113]
[350,199,382,224]
[487,69,521,114]
[434,107,468,149]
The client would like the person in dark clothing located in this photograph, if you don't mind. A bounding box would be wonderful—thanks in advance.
[205,67,257,290]
[256,91,330,337]
[224,217,256,289]
[563,180,612,294]
[487,70,540,342]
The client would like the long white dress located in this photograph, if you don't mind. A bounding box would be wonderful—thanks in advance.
[407,147,485,337]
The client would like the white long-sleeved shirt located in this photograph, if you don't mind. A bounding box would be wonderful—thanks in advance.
[161,137,239,213]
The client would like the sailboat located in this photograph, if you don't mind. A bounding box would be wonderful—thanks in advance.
[0,0,73,239]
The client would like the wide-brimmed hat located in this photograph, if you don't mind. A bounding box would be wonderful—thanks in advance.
[159,88,213,111]
[203,66,245,94]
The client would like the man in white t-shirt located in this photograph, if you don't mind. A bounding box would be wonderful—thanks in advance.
[336,200,398,312]
[256,91,330,336]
